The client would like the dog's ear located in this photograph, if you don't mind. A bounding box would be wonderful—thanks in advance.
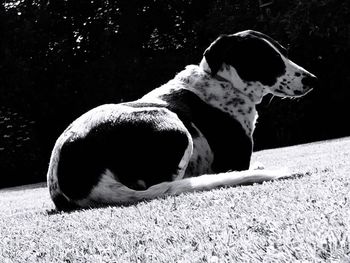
[203,35,237,76]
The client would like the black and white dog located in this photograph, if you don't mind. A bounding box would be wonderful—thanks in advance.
[47,30,317,210]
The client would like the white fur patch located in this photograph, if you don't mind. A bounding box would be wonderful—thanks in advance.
[188,169,291,191]
[184,124,214,177]
[76,169,136,207]
[173,130,194,181]
[47,126,73,204]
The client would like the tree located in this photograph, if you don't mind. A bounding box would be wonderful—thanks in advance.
[1,0,349,186]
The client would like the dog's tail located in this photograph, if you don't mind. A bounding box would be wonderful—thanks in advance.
[70,168,290,209]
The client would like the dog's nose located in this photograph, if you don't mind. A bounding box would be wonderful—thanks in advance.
[301,75,318,88]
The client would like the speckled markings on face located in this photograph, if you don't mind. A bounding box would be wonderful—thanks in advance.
[272,56,315,97]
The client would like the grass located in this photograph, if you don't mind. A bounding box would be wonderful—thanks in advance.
[1,137,350,262]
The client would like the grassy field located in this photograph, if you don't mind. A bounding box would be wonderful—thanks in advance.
[1,137,350,262]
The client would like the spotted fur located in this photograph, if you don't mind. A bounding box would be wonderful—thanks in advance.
[47,30,317,210]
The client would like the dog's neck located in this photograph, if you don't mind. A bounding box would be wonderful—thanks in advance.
[199,58,268,104]
[174,61,264,136]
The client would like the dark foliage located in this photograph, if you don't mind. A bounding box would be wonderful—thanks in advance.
[1,0,349,187]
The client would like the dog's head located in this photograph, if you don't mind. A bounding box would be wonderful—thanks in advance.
[201,30,317,98]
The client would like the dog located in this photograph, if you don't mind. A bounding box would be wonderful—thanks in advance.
[47,30,317,210]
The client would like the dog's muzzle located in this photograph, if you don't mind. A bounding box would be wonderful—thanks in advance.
[302,74,318,89]
[296,74,318,95]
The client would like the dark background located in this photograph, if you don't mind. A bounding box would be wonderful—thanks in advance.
[1,0,349,188]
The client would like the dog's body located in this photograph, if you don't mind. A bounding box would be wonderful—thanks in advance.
[47,30,317,210]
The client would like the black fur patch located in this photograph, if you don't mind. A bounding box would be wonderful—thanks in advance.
[56,106,189,199]
[204,31,286,86]
[160,89,252,173]
[126,89,253,172]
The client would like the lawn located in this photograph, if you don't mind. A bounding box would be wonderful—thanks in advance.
[1,137,350,262]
